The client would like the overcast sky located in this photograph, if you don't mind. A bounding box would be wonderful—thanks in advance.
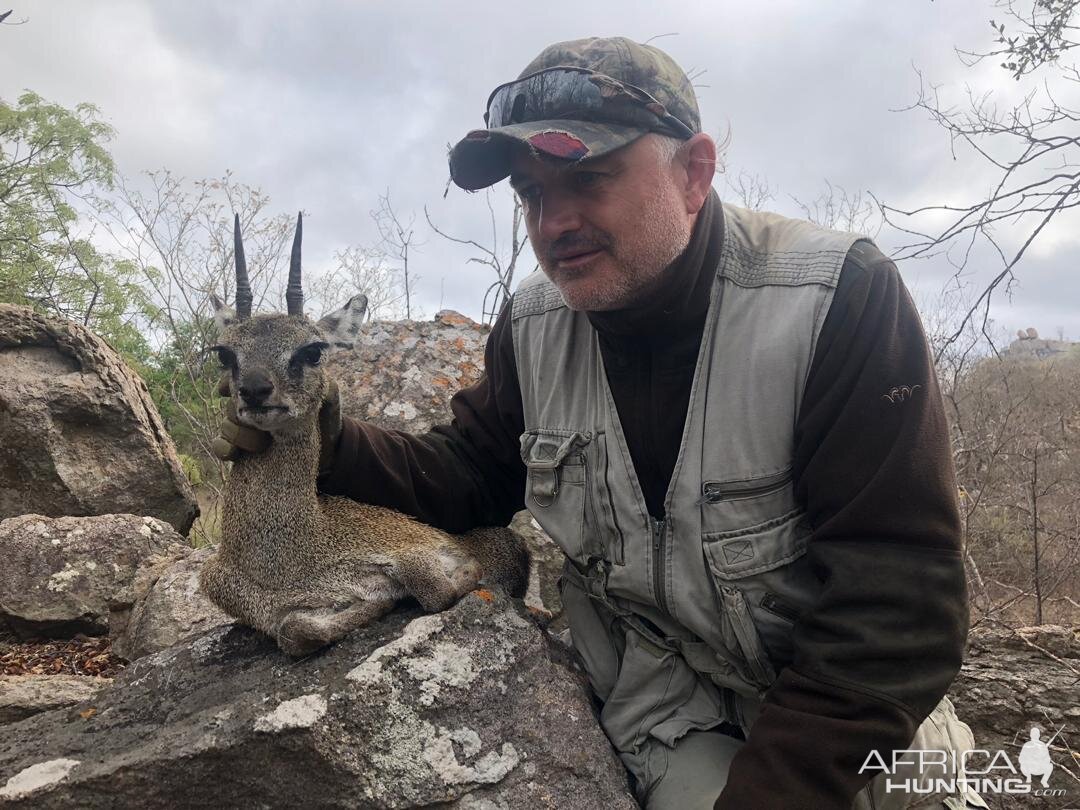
[2,0,1077,341]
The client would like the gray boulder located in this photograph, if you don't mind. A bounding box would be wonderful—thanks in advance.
[0,592,636,809]
[0,304,198,534]
[0,514,189,637]
[949,623,1080,808]
[0,676,109,725]
[326,309,490,434]
[110,546,231,661]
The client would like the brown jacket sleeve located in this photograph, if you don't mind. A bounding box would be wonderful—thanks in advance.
[318,302,526,534]
[715,242,968,808]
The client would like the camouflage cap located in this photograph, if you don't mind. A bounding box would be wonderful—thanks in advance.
[449,36,701,191]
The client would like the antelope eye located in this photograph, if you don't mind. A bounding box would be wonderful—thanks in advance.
[213,346,237,369]
[291,343,327,368]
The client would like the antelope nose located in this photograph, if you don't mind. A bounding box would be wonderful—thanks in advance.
[239,371,274,406]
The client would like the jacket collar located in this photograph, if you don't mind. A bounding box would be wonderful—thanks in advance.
[586,188,723,346]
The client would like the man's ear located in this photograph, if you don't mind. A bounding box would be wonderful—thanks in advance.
[211,294,238,330]
[317,294,369,348]
[680,133,717,216]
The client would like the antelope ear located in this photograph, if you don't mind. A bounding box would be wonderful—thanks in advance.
[317,294,368,348]
[211,294,238,330]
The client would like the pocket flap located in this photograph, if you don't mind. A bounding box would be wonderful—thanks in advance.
[703,509,811,580]
[520,429,591,468]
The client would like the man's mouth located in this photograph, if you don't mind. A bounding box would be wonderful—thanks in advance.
[552,248,603,268]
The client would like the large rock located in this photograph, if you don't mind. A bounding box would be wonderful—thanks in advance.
[0,514,189,637]
[327,310,489,434]
[0,305,198,534]
[0,592,637,809]
[0,675,109,725]
[949,624,1080,808]
[110,546,231,661]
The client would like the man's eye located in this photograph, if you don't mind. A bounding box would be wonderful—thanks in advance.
[517,185,540,204]
[574,172,603,188]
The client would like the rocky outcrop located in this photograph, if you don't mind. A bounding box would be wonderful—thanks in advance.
[949,623,1080,808]
[326,310,489,434]
[0,675,109,725]
[0,592,636,809]
[952,623,1080,752]
[0,305,198,534]
[109,546,230,661]
[0,515,188,637]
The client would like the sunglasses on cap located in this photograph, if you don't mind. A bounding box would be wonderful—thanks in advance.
[484,66,696,141]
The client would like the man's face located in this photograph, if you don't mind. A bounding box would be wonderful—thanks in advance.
[509,134,693,311]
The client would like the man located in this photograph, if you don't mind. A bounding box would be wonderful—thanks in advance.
[217,37,983,809]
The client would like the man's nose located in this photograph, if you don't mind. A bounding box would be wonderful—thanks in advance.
[536,191,583,243]
[239,369,274,406]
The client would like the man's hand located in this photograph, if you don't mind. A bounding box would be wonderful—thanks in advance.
[210,373,343,473]
[316,379,343,474]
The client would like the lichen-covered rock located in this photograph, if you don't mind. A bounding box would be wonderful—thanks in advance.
[949,623,1080,808]
[0,305,198,533]
[0,592,637,809]
[109,546,231,661]
[0,676,109,725]
[326,310,488,434]
[0,514,188,637]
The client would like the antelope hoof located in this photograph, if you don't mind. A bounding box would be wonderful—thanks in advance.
[276,612,330,658]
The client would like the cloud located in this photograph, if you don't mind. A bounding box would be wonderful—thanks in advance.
[1,0,1075,335]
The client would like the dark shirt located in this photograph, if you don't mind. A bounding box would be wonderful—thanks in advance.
[321,190,968,809]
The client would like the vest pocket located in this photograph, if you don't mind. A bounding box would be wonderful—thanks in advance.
[699,467,793,504]
[699,467,798,535]
[702,509,814,686]
[520,429,593,562]
[702,508,809,580]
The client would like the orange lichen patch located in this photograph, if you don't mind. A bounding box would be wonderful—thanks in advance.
[458,366,481,387]
[452,337,467,352]
[78,707,97,720]
[437,311,474,327]
[472,588,495,603]
[431,375,453,388]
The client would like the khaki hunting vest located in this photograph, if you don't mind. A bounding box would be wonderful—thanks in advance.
[510,201,987,808]
[512,202,861,715]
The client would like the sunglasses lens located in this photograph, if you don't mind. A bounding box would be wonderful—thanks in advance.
[484,69,693,139]
[487,70,604,129]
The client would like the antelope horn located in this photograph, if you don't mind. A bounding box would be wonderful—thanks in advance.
[286,212,304,316]
[233,214,252,320]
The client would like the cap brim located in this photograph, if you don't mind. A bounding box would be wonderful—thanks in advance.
[449,120,649,191]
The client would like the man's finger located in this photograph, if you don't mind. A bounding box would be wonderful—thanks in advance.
[219,419,272,453]
[211,436,241,461]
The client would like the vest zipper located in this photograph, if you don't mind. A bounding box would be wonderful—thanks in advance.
[651,516,668,614]
[698,468,793,504]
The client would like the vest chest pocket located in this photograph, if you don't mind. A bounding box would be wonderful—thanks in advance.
[699,466,796,534]
[702,508,817,685]
[520,429,595,563]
